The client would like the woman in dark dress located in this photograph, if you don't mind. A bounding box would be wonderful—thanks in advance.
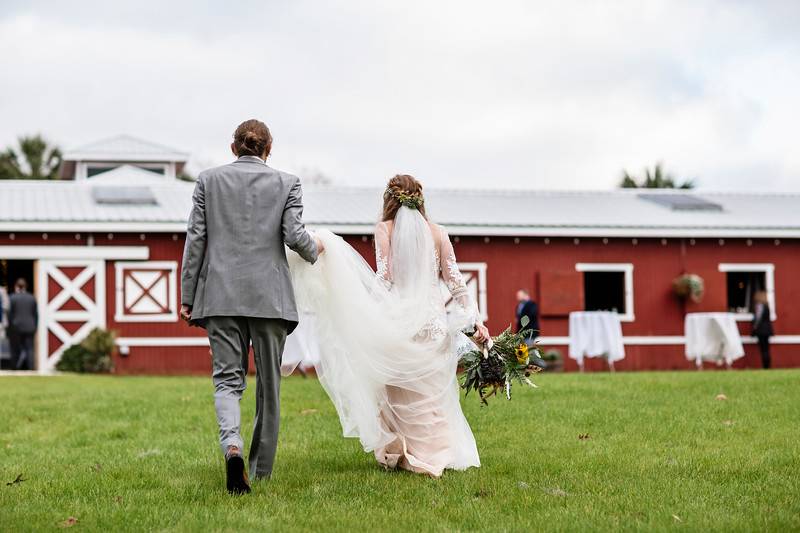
[752,291,774,369]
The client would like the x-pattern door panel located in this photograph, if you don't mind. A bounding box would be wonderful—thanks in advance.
[36,260,106,371]
[443,262,488,322]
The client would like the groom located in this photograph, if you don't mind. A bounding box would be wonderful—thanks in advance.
[180,119,321,494]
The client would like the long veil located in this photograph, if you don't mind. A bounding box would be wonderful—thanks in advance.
[287,207,479,469]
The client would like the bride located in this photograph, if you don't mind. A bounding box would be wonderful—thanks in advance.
[288,174,490,477]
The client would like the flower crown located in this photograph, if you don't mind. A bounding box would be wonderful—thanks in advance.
[385,187,424,210]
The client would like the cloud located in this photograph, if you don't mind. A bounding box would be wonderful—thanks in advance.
[0,0,798,190]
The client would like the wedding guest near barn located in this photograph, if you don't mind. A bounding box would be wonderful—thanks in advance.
[752,290,774,369]
[0,280,8,367]
[8,278,38,370]
[515,289,539,345]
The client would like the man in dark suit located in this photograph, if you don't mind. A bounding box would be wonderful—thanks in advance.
[8,278,37,370]
[515,289,539,343]
[752,291,774,369]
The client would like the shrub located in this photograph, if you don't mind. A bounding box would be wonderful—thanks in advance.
[56,328,116,373]
[542,349,562,362]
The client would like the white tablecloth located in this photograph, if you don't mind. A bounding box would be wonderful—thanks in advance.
[280,313,320,375]
[568,311,626,365]
[684,312,744,365]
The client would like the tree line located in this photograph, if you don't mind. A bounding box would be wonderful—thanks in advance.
[0,135,62,179]
[1,134,695,188]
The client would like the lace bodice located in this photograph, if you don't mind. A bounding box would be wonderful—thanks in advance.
[374,220,480,328]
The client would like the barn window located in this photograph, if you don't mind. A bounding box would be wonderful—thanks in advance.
[87,163,167,178]
[114,261,178,322]
[575,263,634,322]
[87,165,119,177]
[718,263,776,321]
[139,166,166,175]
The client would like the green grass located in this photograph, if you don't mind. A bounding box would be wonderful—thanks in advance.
[1,370,799,532]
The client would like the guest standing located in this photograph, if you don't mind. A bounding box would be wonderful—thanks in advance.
[752,290,774,369]
[0,282,8,367]
[8,278,37,370]
[515,289,539,343]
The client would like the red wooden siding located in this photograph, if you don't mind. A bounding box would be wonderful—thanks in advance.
[2,231,798,373]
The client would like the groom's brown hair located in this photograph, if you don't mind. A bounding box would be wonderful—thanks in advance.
[233,119,272,159]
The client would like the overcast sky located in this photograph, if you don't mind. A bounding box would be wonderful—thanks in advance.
[1,1,798,191]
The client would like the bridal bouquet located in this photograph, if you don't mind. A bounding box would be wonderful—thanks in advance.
[460,317,544,405]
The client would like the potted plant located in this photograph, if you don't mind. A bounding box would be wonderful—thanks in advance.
[541,348,563,372]
[673,273,704,303]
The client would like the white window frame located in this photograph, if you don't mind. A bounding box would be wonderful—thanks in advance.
[114,261,178,322]
[718,263,776,321]
[575,263,635,322]
[77,161,172,180]
[441,262,488,322]
[458,262,489,322]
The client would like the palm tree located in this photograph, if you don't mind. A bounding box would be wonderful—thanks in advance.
[620,163,694,189]
[0,135,62,179]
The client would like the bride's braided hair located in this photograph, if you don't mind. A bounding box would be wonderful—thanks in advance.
[382,174,427,221]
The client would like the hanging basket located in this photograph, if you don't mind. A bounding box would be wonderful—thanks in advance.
[673,274,704,303]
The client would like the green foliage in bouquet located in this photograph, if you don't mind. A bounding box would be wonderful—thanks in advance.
[56,328,116,373]
[460,316,544,405]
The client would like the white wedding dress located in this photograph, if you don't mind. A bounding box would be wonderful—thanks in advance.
[287,206,481,477]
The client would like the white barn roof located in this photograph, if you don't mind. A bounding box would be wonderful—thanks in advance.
[0,180,799,238]
[301,188,800,238]
[62,134,189,163]
[0,178,195,232]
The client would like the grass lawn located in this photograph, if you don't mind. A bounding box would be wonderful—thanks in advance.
[1,370,799,532]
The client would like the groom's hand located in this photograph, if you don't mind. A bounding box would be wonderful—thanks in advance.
[180,304,192,324]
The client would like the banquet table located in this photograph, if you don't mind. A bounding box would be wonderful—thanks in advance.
[568,311,626,371]
[684,312,744,368]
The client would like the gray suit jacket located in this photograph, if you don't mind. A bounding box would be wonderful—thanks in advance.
[9,291,38,335]
[180,156,318,331]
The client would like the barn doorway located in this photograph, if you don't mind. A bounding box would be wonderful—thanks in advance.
[0,259,36,370]
[3,259,35,293]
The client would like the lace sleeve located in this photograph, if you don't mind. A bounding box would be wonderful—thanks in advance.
[374,222,392,288]
[438,226,480,325]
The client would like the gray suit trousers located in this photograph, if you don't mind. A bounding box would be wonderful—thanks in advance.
[207,316,288,479]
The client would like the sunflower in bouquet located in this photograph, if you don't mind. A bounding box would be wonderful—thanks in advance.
[460,316,545,405]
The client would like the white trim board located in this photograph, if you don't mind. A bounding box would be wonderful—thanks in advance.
[332,226,800,238]
[114,334,800,350]
[0,222,188,233]
[0,245,149,260]
[116,337,209,347]
[537,335,800,346]
[316,225,800,239]
[4,223,800,238]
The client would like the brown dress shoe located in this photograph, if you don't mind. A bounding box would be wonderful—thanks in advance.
[225,446,251,495]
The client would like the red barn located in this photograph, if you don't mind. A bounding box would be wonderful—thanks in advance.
[1,136,798,373]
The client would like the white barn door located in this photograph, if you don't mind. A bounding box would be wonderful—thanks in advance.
[36,260,106,372]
